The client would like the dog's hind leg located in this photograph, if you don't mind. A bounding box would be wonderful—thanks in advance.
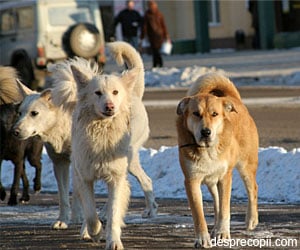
[237,163,259,231]
[106,175,130,250]
[128,151,158,218]
[52,160,70,229]
[71,170,83,224]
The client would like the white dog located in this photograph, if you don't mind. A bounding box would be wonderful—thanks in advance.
[70,42,150,249]
[12,42,157,232]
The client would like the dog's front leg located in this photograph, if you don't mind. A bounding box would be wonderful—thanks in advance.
[106,175,130,250]
[185,179,211,249]
[74,174,102,242]
[207,184,219,237]
[215,172,232,239]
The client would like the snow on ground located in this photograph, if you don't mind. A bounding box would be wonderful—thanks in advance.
[143,65,300,88]
[1,66,300,204]
[1,146,300,204]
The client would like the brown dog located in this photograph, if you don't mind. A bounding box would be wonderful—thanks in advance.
[176,73,259,248]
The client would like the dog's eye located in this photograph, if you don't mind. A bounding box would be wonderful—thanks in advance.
[193,111,201,118]
[95,91,102,96]
[31,111,38,117]
[212,112,218,117]
[113,90,118,95]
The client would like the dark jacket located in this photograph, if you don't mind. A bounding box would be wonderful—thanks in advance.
[141,8,168,49]
[115,9,142,37]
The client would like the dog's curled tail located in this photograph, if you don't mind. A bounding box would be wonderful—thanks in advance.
[187,72,241,100]
[0,66,34,104]
[107,41,145,99]
[48,57,99,110]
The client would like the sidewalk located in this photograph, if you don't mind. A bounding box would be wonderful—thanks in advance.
[105,48,300,79]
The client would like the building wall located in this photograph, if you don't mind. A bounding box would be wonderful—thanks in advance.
[210,1,253,39]
[103,0,255,52]
[158,0,254,51]
[159,1,195,41]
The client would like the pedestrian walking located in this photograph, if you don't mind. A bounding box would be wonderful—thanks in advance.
[114,0,143,49]
[140,0,170,68]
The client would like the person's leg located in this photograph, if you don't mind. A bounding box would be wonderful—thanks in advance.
[131,36,139,50]
[152,48,160,68]
[157,52,163,67]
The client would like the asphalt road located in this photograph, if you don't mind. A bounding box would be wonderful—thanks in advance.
[1,196,299,250]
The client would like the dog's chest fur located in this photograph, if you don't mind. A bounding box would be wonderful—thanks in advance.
[73,108,131,181]
[182,147,228,185]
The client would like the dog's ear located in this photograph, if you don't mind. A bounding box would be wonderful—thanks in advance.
[40,89,52,102]
[121,68,140,91]
[16,79,35,97]
[223,100,238,113]
[71,65,90,88]
[176,97,190,115]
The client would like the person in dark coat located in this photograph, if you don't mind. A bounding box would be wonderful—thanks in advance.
[141,0,169,68]
[114,0,142,49]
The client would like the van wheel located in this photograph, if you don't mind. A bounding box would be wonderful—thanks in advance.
[10,49,35,89]
[64,23,101,58]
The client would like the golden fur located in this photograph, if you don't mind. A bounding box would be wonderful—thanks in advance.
[176,73,259,248]
[0,66,33,104]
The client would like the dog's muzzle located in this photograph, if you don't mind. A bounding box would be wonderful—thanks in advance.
[201,128,211,138]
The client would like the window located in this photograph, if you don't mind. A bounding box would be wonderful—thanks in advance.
[0,9,16,32]
[48,7,92,26]
[208,0,220,25]
[16,7,34,29]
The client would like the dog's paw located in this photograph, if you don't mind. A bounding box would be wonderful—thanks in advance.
[20,194,30,203]
[7,195,18,206]
[105,240,124,250]
[246,216,259,231]
[141,201,158,218]
[215,231,231,240]
[194,233,212,249]
[85,220,102,243]
[52,220,68,230]
[80,223,92,241]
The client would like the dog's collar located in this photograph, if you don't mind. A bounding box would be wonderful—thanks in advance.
[179,143,203,149]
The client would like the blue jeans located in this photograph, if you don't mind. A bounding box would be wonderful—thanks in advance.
[123,36,139,50]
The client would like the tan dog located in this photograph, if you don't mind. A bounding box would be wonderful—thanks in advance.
[176,73,259,248]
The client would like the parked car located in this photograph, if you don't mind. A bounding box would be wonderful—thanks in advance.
[0,0,106,89]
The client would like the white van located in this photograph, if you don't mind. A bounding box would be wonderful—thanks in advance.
[0,0,106,89]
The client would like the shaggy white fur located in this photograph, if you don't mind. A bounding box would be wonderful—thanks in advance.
[71,42,154,249]
[12,42,157,234]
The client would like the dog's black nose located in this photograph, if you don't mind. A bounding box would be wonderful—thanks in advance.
[201,128,211,138]
[12,128,20,137]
